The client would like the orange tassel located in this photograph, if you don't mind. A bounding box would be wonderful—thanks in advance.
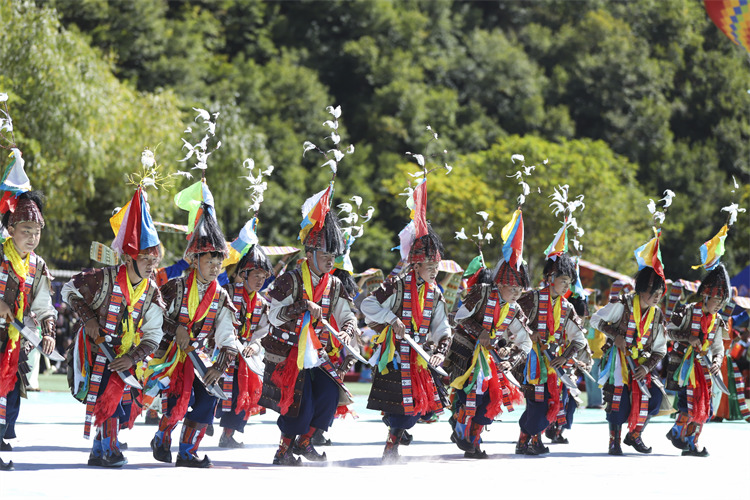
[272,347,300,415]
[166,358,195,427]
[546,371,561,423]
[0,343,19,397]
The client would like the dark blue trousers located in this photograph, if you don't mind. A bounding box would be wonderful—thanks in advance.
[675,387,713,418]
[216,368,248,432]
[278,367,339,435]
[3,378,21,439]
[606,383,662,426]
[455,388,493,425]
[165,376,218,425]
[559,388,578,430]
[519,385,552,435]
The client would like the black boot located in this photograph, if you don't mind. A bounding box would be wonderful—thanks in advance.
[218,430,244,449]
[400,430,413,445]
[681,446,709,457]
[624,418,652,453]
[515,431,531,455]
[528,434,549,455]
[176,454,213,468]
[293,435,327,462]
[544,424,557,441]
[450,430,475,453]
[310,428,331,447]
[623,432,652,453]
[0,457,14,471]
[99,449,128,468]
[462,421,487,458]
[608,424,623,456]
[273,434,301,466]
[151,436,172,463]
[0,440,12,452]
[205,424,214,437]
[382,429,404,463]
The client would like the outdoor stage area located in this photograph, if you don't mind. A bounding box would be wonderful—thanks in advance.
[2,381,748,500]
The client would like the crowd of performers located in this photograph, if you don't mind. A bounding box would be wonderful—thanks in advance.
[0,146,747,472]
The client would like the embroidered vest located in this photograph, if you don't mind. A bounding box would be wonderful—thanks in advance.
[231,284,263,342]
[0,252,38,312]
[535,287,570,345]
[400,272,435,345]
[480,288,518,338]
[690,304,718,348]
[623,298,655,355]
[177,283,220,349]
[100,276,149,344]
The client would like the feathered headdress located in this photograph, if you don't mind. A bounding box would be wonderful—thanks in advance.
[300,187,346,256]
[0,94,43,230]
[401,221,443,264]
[544,184,585,260]
[110,186,160,258]
[226,217,272,274]
[543,185,585,284]
[634,190,675,280]
[692,178,745,272]
[298,105,356,257]
[175,179,228,259]
[396,125,453,265]
[455,211,496,287]
[697,264,732,301]
[108,149,169,258]
[224,156,275,273]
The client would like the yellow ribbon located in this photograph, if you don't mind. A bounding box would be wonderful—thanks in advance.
[373,324,396,374]
[410,283,429,369]
[491,301,511,339]
[547,294,562,345]
[450,344,490,390]
[3,238,30,350]
[117,269,149,357]
[700,313,716,353]
[187,271,212,327]
[630,295,656,359]
[297,260,316,369]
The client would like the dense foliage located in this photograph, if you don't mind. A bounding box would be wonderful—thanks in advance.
[1,0,747,281]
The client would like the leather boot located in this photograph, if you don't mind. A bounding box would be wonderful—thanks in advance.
[382,428,404,463]
[608,423,623,456]
[273,434,301,466]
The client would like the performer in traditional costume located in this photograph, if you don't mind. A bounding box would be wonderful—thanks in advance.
[665,204,745,456]
[590,262,667,455]
[63,184,164,468]
[445,208,531,458]
[148,180,237,468]
[515,250,585,454]
[362,173,452,462]
[216,219,273,448]
[259,183,358,465]
[0,170,57,471]
[545,292,592,446]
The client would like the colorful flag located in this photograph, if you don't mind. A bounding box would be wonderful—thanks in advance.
[411,179,428,238]
[175,180,215,235]
[634,228,664,279]
[110,187,159,258]
[692,224,728,271]
[299,184,332,243]
[544,224,568,259]
[501,209,524,269]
